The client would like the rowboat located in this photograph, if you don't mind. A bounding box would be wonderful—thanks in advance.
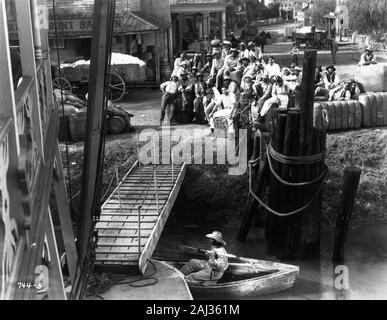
[164,257,299,299]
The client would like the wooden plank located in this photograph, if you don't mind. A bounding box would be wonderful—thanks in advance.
[46,209,67,300]
[98,216,158,222]
[139,163,187,274]
[96,222,155,229]
[98,237,148,246]
[95,254,139,262]
[53,144,78,287]
[98,230,152,238]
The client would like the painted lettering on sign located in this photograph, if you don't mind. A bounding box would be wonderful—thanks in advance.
[8,19,123,37]
[176,0,221,4]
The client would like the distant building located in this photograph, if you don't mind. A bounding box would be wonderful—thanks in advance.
[170,0,228,54]
[323,0,349,37]
[6,0,173,81]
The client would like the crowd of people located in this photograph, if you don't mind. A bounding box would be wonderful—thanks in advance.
[159,40,374,132]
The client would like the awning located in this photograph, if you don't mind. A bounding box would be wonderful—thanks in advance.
[122,12,171,34]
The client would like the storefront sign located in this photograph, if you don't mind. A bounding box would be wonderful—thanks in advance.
[176,0,221,4]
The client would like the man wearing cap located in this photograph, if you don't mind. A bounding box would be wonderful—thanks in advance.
[190,53,202,72]
[260,76,290,117]
[359,47,377,66]
[221,41,232,60]
[209,51,225,90]
[179,70,195,112]
[180,231,229,285]
[248,41,262,62]
[215,48,240,91]
[239,42,249,60]
[264,56,281,79]
[173,53,188,76]
[176,60,190,78]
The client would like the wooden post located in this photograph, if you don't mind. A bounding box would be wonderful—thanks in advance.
[137,133,142,182]
[332,167,361,264]
[154,166,159,214]
[266,110,287,254]
[53,144,78,287]
[78,0,116,265]
[237,158,269,242]
[45,209,67,300]
[115,167,122,214]
[299,49,317,157]
[138,206,142,259]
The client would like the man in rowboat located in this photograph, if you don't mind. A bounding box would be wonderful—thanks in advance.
[180,231,229,285]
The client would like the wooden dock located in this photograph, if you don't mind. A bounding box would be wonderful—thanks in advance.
[94,161,187,274]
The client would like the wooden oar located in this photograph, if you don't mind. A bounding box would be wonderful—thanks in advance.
[177,244,278,272]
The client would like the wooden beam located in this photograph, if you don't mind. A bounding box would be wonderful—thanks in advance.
[299,49,317,157]
[53,144,78,286]
[15,0,45,160]
[0,0,27,299]
[45,208,67,300]
[332,166,362,264]
[78,0,116,265]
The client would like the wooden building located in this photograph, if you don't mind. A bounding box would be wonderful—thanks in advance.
[170,0,228,54]
[7,0,173,82]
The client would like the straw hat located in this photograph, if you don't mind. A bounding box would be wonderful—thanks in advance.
[206,231,227,246]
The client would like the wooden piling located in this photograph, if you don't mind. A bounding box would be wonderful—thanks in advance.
[332,166,362,264]
[263,49,326,259]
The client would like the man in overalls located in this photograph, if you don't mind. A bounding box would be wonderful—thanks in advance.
[180,231,229,285]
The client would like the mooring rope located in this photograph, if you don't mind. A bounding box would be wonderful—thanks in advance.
[267,145,328,187]
[248,163,327,217]
[268,143,324,165]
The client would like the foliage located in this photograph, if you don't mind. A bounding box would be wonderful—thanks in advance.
[310,0,336,29]
[348,0,387,33]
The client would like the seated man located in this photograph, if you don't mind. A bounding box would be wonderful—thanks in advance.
[217,48,240,90]
[193,73,208,123]
[264,55,281,79]
[252,74,273,123]
[358,47,377,66]
[180,231,229,285]
[315,65,341,101]
[341,79,366,100]
[172,53,188,76]
[259,76,290,118]
[209,51,225,91]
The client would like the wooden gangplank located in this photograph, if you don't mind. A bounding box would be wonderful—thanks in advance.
[94,161,187,274]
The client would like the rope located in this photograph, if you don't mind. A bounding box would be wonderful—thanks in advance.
[248,163,326,217]
[268,143,324,165]
[84,259,159,299]
[52,0,73,202]
[267,146,328,187]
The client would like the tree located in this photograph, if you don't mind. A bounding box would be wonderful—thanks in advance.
[348,0,387,34]
[310,0,336,29]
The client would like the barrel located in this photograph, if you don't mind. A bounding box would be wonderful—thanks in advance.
[108,116,126,135]
[160,57,171,82]
[146,66,155,81]
[69,108,87,142]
